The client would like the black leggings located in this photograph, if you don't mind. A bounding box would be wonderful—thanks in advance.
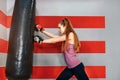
[56,63,89,80]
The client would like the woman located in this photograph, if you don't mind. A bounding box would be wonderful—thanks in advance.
[35,18,89,80]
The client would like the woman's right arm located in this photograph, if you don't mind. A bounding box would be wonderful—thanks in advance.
[35,24,58,38]
[42,30,59,38]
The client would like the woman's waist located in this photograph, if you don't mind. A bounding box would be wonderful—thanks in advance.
[65,58,81,68]
[64,55,80,63]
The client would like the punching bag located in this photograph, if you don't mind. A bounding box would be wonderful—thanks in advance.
[6,0,35,79]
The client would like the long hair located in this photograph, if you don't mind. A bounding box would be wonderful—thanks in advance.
[60,18,80,53]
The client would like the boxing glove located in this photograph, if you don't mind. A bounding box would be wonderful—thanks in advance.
[36,24,45,32]
[34,35,43,43]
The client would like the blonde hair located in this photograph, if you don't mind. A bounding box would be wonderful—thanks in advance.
[60,18,80,53]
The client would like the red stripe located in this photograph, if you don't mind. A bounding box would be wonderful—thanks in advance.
[35,16,105,28]
[0,67,6,80]
[34,41,105,53]
[6,16,105,28]
[7,16,11,28]
[0,39,105,53]
[0,10,7,27]
[0,66,106,79]
[0,39,8,53]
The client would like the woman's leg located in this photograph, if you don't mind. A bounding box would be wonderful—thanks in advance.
[56,67,73,80]
[72,63,89,80]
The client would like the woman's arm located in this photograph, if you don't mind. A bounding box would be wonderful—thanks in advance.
[42,30,59,38]
[42,35,66,43]
[35,24,58,38]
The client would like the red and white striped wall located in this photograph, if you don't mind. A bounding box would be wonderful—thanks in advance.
[1,0,120,80]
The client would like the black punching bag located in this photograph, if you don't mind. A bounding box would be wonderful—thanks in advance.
[6,0,35,79]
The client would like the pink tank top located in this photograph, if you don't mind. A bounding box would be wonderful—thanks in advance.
[64,44,81,68]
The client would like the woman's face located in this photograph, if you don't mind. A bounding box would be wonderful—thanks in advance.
[58,24,66,34]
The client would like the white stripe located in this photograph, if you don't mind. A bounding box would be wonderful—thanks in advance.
[46,28,106,40]
[36,0,105,16]
[0,24,9,40]
[0,26,105,41]
[6,0,15,16]
[0,54,7,67]
[0,53,106,67]
[34,54,106,66]
[7,0,106,16]
[33,54,106,66]
[0,0,7,14]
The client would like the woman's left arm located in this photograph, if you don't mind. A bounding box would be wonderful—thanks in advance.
[42,35,66,43]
